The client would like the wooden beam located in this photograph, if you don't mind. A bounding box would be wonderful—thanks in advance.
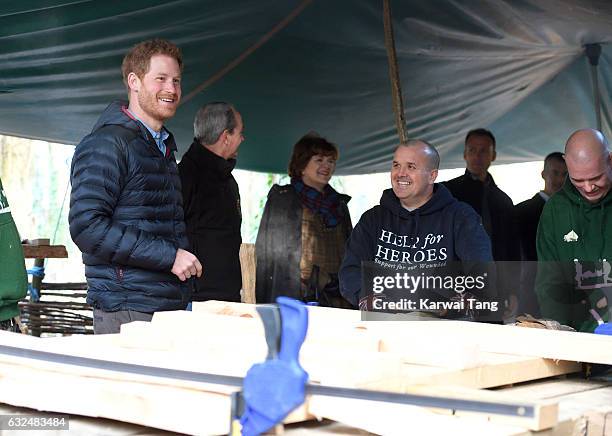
[239,243,256,303]
[378,320,612,365]
[22,244,67,259]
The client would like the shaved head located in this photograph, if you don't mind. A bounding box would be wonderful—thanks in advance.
[565,129,609,162]
[395,139,440,170]
[564,129,612,203]
[391,139,439,209]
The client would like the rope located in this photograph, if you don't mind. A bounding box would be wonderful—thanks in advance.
[383,0,408,143]
[181,0,313,105]
[26,265,45,302]
[51,177,70,245]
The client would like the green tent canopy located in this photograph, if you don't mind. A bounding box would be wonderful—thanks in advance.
[0,0,610,174]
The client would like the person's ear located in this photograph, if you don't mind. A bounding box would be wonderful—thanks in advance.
[491,149,497,162]
[541,169,546,180]
[430,169,438,184]
[221,130,230,146]
[127,72,140,93]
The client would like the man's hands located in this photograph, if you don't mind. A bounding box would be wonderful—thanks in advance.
[171,248,203,281]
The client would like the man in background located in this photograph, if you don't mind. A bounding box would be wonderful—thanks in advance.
[536,129,612,332]
[515,152,567,315]
[444,128,520,316]
[179,102,244,303]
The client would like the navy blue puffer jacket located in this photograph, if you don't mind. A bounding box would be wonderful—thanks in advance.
[69,101,191,312]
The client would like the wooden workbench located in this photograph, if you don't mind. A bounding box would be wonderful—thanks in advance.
[0,302,611,435]
[0,377,609,435]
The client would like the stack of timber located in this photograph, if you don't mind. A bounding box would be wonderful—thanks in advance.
[1,301,611,435]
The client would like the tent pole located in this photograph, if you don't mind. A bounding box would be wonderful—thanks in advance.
[585,44,602,131]
[383,0,408,143]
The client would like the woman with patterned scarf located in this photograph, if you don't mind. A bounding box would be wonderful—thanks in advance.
[255,133,353,307]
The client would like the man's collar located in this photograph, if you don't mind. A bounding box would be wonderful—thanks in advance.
[189,140,236,178]
[465,169,492,184]
[125,108,168,139]
[538,191,550,202]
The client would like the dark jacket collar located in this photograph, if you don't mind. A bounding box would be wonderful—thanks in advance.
[464,169,495,186]
[91,100,177,153]
[185,139,236,179]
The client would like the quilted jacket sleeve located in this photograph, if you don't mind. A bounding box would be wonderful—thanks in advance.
[69,132,178,271]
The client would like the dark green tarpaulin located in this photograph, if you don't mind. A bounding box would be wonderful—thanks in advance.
[0,0,610,174]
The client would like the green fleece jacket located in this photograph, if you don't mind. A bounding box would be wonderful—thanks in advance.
[0,178,27,322]
[536,178,612,332]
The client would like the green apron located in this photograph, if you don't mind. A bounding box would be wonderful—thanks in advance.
[0,177,27,322]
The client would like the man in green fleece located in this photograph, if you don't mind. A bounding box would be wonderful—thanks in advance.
[0,177,27,332]
[536,129,612,332]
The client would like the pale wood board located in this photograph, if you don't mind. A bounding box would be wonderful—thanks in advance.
[309,395,529,436]
[373,319,612,365]
[0,302,596,435]
[239,243,256,304]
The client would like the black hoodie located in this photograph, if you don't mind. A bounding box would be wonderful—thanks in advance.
[339,184,493,306]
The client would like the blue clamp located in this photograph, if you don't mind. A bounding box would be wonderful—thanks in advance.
[594,323,612,335]
[232,297,309,436]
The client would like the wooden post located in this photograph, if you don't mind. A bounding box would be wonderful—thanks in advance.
[239,243,257,303]
[383,0,408,143]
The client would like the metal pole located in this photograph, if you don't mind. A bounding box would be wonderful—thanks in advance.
[585,44,602,131]
[383,0,408,143]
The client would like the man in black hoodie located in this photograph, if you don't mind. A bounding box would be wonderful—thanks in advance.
[339,140,493,307]
[179,102,244,302]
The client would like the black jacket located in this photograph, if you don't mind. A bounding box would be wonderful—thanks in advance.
[178,141,242,302]
[69,101,191,313]
[515,193,545,261]
[515,192,546,316]
[339,185,493,306]
[255,184,351,303]
[443,171,520,262]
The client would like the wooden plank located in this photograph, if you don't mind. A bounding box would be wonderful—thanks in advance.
[120,313,400,388]
[191,302,580,383]
[309,382,560,433]
[239,243,256,303]
[496,379,610,400]
[408,385,558,431]
[22,244,67,259]
[0,307,592,435]
[308,395,530,436]
[0,331,315,434]
[394,355,580,390]
[377,320,612,365]
[497,380,612,435]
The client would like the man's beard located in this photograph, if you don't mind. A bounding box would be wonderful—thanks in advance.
[138,89,178,123]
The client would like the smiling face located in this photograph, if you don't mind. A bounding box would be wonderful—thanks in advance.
[391,144,438,209]
[128,54,181,131]
[302,154,336,192]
